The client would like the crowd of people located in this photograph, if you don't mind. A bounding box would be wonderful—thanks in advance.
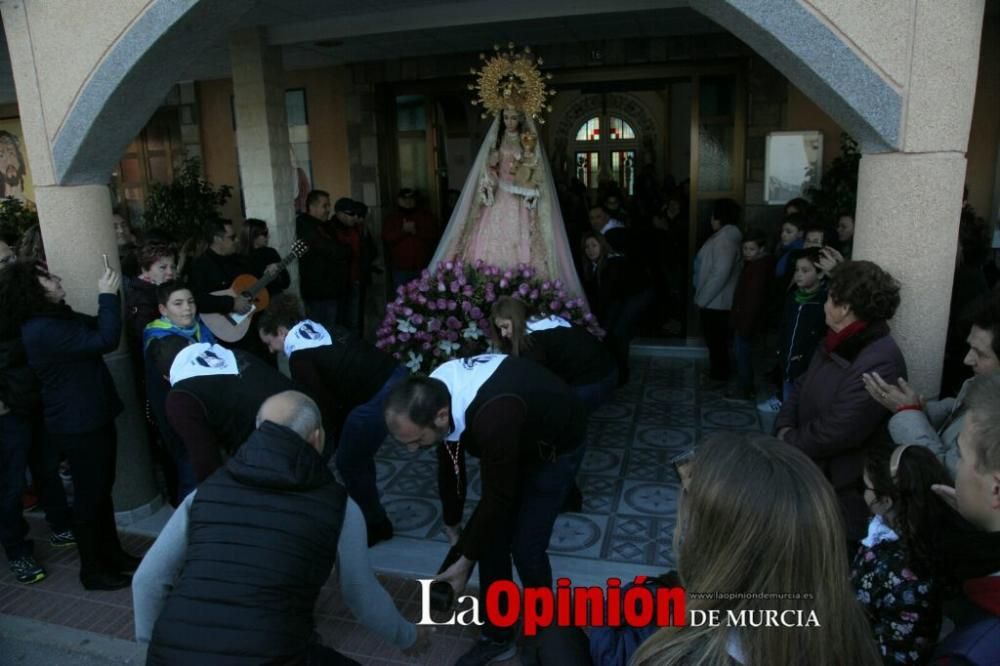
[0,180,998,666]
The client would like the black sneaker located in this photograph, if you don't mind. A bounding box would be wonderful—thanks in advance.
[9,555,47,584]
[455,637,517,666]
[49,530,76,548]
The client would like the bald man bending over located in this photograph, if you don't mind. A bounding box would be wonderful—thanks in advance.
[134,391,432,664]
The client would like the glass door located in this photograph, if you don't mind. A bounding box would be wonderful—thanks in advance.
[687,73,745,338]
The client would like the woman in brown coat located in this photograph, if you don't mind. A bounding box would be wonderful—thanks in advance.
[775,260,906,543]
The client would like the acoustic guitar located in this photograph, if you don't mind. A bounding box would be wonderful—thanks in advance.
[201,240,309,343]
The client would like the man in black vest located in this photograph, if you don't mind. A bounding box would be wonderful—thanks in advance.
[383,355,585,666]
[134,391,432,664]
[151,336,298,482]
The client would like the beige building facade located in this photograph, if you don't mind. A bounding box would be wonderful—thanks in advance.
[1,0,996,520]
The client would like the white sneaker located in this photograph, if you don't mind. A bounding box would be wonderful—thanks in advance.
[757,396,782,413]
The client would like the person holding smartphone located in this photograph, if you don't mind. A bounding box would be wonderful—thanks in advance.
[1,260,140,590]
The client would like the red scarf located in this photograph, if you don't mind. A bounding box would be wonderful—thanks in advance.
[823,320,868,354]
[964,575,1000,616]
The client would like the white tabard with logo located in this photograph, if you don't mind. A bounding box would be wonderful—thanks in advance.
[429,354,506,442]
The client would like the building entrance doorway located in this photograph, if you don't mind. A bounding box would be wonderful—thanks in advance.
[388,62,745,341]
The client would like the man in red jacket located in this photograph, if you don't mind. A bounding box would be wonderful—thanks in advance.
[382,188,438,293]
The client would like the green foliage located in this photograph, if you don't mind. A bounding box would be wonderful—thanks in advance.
[142,158,232,241]
[0,196,39,242]
[807,133,860,223]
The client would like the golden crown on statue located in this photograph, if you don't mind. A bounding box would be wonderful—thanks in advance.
[468,43,555,124]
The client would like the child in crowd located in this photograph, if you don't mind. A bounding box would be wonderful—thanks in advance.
[838,212,855,259]
[852,444,951,664]
[774,213,806,283]
[761,248,827,411]
[142,280,215,503]
[728,229,774,400]
[803,224,827,249]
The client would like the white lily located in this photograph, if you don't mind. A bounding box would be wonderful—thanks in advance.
[396,318,417,334]
[462,322,482,340]
[405,351,423,373]
[438,340,460,355]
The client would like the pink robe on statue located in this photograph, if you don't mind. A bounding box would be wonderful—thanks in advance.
[430,117,586,301]
[462,135,536,268]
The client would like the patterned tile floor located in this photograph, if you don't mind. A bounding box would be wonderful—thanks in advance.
[369,352,766,587]
[0,350,766,665]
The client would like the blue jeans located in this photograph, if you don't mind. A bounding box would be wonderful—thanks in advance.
[479,453,577,642]
[334,366,408,526]
[337,283,362,334]
[733,333,755,393]
[0,413,33,560]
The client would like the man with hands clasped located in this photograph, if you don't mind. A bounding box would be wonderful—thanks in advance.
[864,295,1000,475]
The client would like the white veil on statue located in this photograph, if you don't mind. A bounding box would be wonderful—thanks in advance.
[430,114,585,302]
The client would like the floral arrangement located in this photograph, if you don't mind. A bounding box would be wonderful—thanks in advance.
[377,260,600,374]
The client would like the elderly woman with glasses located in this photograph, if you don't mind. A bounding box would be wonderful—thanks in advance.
[775,260,906,546]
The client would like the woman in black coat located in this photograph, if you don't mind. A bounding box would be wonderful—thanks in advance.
[240,218,290,296]
[2,261,139,590]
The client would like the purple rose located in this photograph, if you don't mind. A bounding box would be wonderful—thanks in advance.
[470,307,483,319]
[542,281,551,290]
[518,283,530,295]
[484,291,496,302]
[550,300,562,311]
[446,331,459,342]
[403,307,414,316]
[450,281,460,294]
[445,261,454,271]
[427,301,437,311]
[463,285,474,297]
[478,318,490,332]
[418,281,430,293]
[422,342,432,351]
[446,316,462,330]
[447,300,457,311]
[412,314,424,325]
[529,290,539,300]
[503,270,514,280]
[521,268,532,279]
[417,295,427,305]
[386,335,396,344]
[437,298,448,310]
[428,318,442,332]
[461,301,472,312]
[554,280,563,289]
[398,333,411,342]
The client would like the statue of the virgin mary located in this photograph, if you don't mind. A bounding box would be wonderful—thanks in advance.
[430,44,585,299]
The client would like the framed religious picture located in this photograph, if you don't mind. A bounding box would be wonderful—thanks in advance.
[0,118,35,205]
[764,131,823,205]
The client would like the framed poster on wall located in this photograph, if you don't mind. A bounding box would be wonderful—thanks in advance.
[764,131,823,205]
[0,117,35,205]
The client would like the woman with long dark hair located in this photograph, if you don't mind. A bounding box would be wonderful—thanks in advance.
[1,261,139,590]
